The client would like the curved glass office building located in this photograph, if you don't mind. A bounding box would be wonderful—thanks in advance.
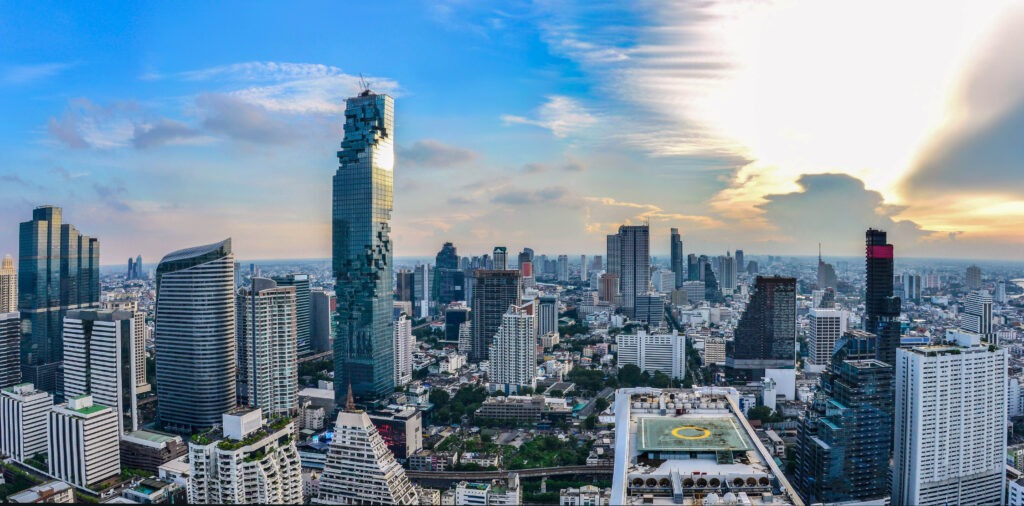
[154,239,236,433]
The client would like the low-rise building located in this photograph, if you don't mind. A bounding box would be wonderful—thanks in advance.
[369,407,423,461]
[0,383,53,463]
[119,430,187,473]
[453,474,520,506]
[7,480,74,504]
[48,395,120,489]
[560,485,612,506]
[408,449,457,472]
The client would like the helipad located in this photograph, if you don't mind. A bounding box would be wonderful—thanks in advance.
[637,416,754,452]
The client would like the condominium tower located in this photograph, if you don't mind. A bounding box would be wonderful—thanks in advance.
[607,224,650,317]
[333,90,396,401]
[487,305,537,394]
[236,278,298,417]
[892,332,1007,505]
[154,239,236,433]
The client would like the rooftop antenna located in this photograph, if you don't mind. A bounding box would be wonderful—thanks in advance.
[818,243,822,262]
[358,73,371,95]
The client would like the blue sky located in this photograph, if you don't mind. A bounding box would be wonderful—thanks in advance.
[2,1,1024,263]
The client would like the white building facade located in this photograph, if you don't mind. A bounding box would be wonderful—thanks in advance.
[892,336,1007,506]
[236,279,298,417]
[63,309,145,435]
[48,395,120,489]
[394,314,414,387]
[0,383,53,462]
[805,308,847,373]
[188,409,303,505]
[615,330,686,379]
[313,410,418,505]
[488,305,537,394]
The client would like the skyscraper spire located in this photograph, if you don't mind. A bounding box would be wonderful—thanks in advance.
[345,382,355,412]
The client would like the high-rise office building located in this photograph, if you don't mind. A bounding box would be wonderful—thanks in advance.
[0,312,19,388]
[615,330,686,379]
[670,229,684,290]
[608,224,650,317]
[154,239,236,433]
[517,248,534,268]
[314,406,418,505]
[63,309,146,435]
[444,305,470,342]
[487,305,537,394]
[816,246,837,290]
[634,293,665,327]
[686,253,699,281]
[962,289,994,342]
[892,333,1007,505]
[492,247,507,270]
[727,276,796,373]
[0,382,53,462]
[271,273,311,356]
[681,280,705,304]
[236,278,298,418]
[796,331,893,503]
[805,308,847,373]
[393,314,413,387]
[414,264,431,318]
[735,250,744,278]
[965,264,982,290]
[333,90,396,402]
[895,271,922,303]
[864,229,900,366]
[592,255,602,272]
[598,273,619,304]
[580,254,588,282]
[434,242,463,306]
[396,269,414,303]
[188,409,303,504]
[556,255,569,282]
[19,205,100,393]
[718,252,736,292]
[606,235,620,279]
[48,394,120,488]
[0,254,16,312]
[99,299,149,397]
[536,296,558,337]
[470,270,522,362]
[703,263,723,303]
[310,288,335,353]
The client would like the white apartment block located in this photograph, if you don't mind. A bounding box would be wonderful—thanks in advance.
[188,409,303,505]
[703,336,726,366]
[454,474,520,506]
[615,330,686,379]
[394,314,414,387]
[0,383,53,462]
[314,410,418,505]
[488,305,537,394]
[100,298,151,395]
[63,309,145,435]
[806,308,847,373]
[48,395,120,489]
[236,279,298,417]
[893,333,1007,506]
[963,290,994,341]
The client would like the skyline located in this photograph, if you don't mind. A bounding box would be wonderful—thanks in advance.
[3,1,1024,261]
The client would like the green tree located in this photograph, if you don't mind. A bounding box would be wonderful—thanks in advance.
[747,405,773,422]
[594,397,610,412]
[650,371,672,388]
[618,364,643,387]
[583,414,598,430]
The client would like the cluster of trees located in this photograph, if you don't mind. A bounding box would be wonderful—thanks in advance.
[746,405,785,423]
[429,385,489,425]
[506,435,592,469]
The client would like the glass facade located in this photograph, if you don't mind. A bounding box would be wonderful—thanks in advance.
[864,229,900,366]
[332,91,395,401]
[726,275,796,372]
[18,206,99,393]
[154,239,236,433]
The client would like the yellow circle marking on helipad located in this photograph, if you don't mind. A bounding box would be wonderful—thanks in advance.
[671,426,712,440]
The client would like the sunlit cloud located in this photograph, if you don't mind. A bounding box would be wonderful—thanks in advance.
[501,95,598,138]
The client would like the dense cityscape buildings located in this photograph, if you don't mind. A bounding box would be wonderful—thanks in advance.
[1,77,1023,506]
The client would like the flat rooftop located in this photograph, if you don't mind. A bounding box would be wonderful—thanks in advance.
[637,415,753,453]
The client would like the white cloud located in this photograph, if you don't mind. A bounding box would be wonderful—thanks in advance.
[2,62,74,85]
[501,95,597,138]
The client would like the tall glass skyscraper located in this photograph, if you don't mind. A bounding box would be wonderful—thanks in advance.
[154,239,236,433]
[19,205,99,393]
[864,229,900,366]
[333,90,395,401]
[670,228,683,290]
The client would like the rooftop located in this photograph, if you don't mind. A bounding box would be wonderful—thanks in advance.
[637,416,753,453]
